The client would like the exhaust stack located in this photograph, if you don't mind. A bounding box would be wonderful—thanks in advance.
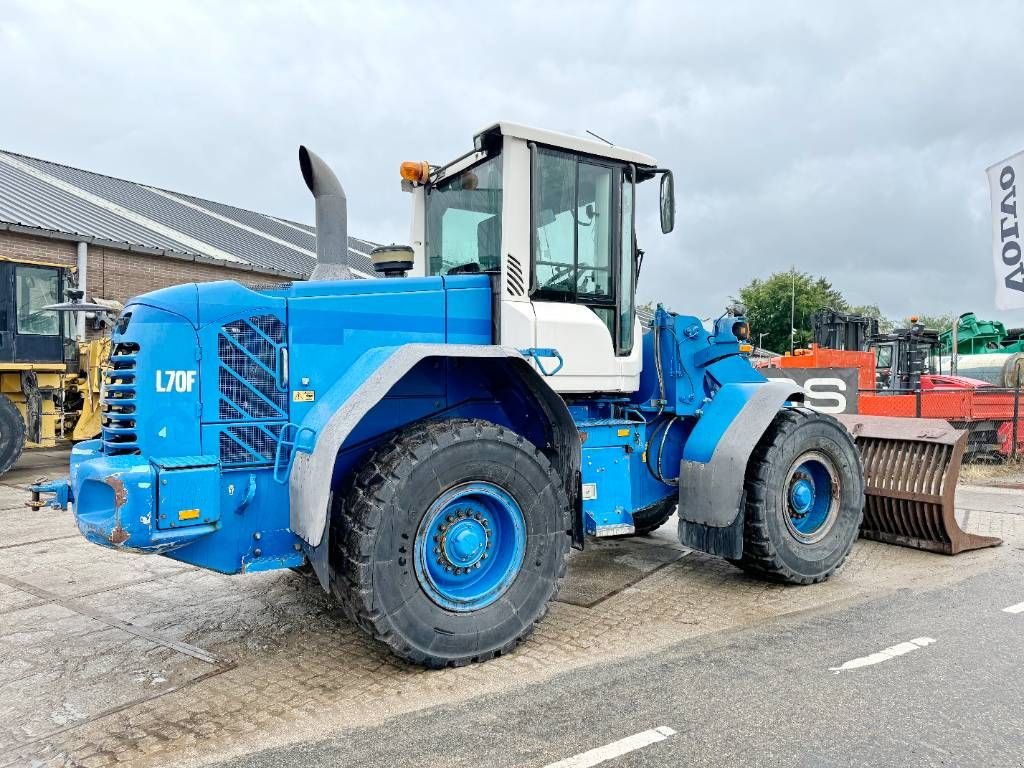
[299,145,351,281]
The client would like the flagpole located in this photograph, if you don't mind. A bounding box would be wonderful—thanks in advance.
[790,267,796,354]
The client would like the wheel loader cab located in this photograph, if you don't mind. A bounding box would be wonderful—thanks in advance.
[406,122,669,393]
[0,259,67,365]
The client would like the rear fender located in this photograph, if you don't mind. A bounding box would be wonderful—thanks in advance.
[677,380,803,530]
[288,343,580,588]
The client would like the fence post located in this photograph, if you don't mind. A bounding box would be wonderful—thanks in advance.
[915,388,922,418]
[1013,381,1021,462]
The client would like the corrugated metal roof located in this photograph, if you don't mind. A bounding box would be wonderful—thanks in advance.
[0,149,377,278]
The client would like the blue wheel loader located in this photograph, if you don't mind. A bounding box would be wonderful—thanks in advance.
[34,122,975,667]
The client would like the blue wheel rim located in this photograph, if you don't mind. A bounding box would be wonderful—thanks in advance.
[414,482,526,612]
[784,452,839,543]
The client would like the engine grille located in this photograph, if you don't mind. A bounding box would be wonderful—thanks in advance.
[101,341,140,455]
[215,315,288,468]
[217,316,288,421]
[219,423,285,468]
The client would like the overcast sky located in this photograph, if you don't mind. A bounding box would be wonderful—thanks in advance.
[3,1,1024,324]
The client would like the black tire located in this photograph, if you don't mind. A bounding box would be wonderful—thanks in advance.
[732,408,864,585]
[631,496,676,535]
[331,418,570,668]
[0,394,26,476]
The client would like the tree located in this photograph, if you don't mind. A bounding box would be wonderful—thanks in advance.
[902,313,954,333]
[735,270,847,353]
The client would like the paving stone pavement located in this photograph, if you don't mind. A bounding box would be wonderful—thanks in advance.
[1,458,1021,768]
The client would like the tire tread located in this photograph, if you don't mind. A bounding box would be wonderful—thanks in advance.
[329,417,569,668]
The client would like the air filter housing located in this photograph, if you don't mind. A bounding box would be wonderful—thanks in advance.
[371,245,414,278]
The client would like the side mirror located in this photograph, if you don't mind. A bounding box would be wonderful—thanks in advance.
[659,171,675,234]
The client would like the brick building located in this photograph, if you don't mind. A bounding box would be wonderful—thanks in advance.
[0,149,378,323]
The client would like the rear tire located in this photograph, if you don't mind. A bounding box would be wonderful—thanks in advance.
[0,394,26,476]
[732,408,864,585]
[331,418,570,668]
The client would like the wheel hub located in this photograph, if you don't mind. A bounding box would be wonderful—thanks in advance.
[788,474,815,518]
[435,510,491,573]
[783,452,840,544]
[414,482,526,612]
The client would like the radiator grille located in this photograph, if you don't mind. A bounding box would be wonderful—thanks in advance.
[101,341,140,455]
[215,315,288,468]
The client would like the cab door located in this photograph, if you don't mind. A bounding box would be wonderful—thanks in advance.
[2,263,65,364]
[527,146,640,393]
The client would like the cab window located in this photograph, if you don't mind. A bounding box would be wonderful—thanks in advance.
[15,265,60,336]
[875,344,893,369]
[531,147,634,355]
[532,149,613,300]
[425,154,502,275]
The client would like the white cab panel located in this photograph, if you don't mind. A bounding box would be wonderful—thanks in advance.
[530,302,641,393]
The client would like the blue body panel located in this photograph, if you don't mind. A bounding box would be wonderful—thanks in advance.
[61,273,772,573]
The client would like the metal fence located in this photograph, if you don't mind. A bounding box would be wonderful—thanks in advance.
[857,384,1023,464]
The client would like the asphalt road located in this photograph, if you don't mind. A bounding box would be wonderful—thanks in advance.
[213,557,1024,768]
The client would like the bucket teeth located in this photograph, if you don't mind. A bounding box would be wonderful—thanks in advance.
[836,414,1002,555]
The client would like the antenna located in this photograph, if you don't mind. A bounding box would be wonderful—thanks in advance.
[586,130,615,147]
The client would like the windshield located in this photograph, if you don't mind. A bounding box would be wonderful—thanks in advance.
[425,154,502,276]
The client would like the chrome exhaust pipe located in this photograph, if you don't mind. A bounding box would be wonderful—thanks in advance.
[299,145,351,280]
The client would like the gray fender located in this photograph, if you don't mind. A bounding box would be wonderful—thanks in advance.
[677,381,803,528]
[289,343,580,584]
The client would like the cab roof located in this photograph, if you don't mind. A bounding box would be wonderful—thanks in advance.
[475,121,657,167]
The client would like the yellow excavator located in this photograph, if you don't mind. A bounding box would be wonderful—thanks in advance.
[0,255,115,475]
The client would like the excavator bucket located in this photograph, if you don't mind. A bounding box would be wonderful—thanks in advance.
[835,414,1002,555]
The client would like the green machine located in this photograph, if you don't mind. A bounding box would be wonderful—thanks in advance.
[941,312,1024,356]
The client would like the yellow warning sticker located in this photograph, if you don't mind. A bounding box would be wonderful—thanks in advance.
[293,390,316,402]
[617,428,631,437]
[178,508,200,521]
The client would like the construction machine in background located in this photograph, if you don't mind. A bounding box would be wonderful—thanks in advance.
[938,312,1024,388]
[0,256,114,475]
[941,312,1024,355]
[759,313,1024,459]
[31,123,996,668]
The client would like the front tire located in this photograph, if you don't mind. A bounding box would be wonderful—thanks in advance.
[331,418,570,668]
[733,408,864,585]
[0,394,26,476]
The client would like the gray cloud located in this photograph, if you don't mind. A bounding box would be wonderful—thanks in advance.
[2,0,1023,324]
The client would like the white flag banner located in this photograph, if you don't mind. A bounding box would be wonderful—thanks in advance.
[988,151,1024,310]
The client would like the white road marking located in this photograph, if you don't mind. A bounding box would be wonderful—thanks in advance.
[544,726,676,768]
[829,637,936,674]
[1002,601,1024,614]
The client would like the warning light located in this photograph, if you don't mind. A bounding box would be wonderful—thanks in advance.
[400,161,430,184]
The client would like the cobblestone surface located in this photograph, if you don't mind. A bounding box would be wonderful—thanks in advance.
[1,464,1020,768]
